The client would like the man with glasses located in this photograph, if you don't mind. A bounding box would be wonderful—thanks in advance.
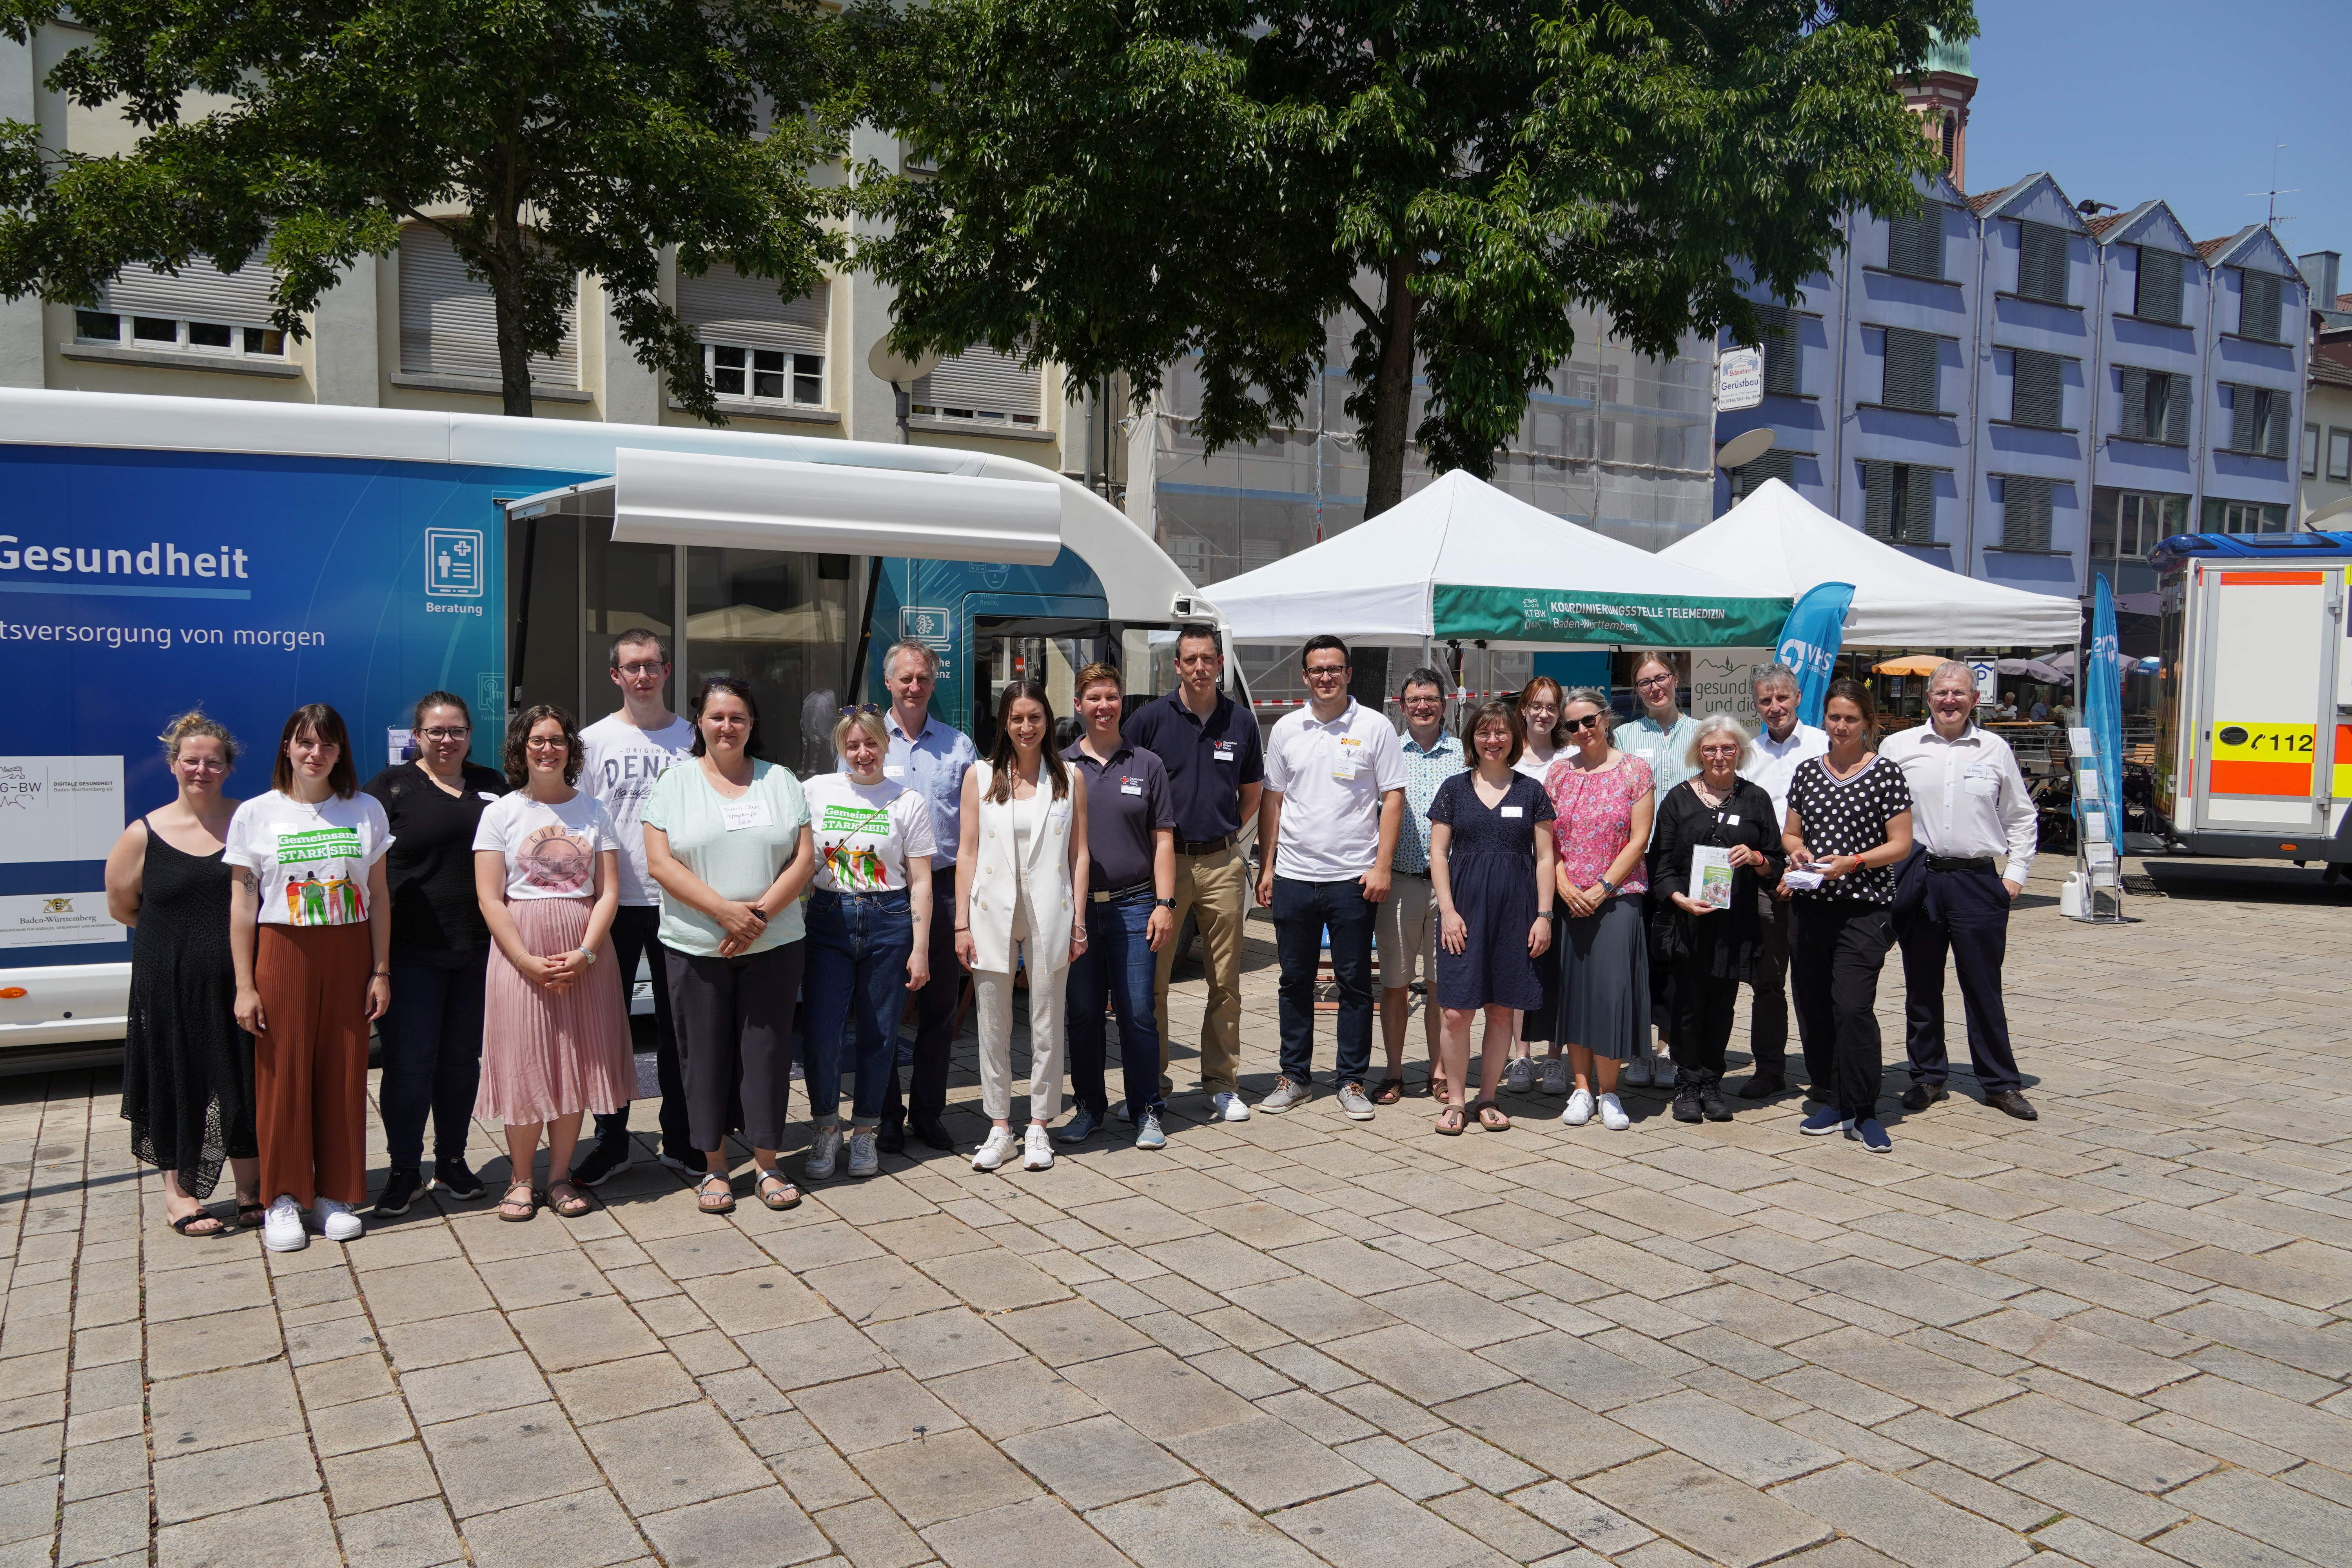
[1124,625,1263,1120]
[1615,651,1698,1086]
[1734,663,1827,1099]
[873,640,980,1153]
[1377,668,1458,1102]
[1256,635,1406,1118]
[575,629,699,1183]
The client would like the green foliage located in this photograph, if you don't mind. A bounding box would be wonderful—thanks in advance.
[853,0,1975,514]
[0,0,849,418]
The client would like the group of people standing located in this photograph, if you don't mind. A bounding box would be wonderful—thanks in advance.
[109,624,2042,1244]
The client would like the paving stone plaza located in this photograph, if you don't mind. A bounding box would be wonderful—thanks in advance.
[4,855,2348,1568]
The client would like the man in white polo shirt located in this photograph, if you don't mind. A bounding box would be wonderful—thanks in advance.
[1254,635,1406,1119]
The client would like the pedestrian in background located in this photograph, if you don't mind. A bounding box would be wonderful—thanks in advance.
[108,710,258,1237]
[1123,624,1261,1122]
[957,681,1089,1173]
[1379,666,1459,1104]
[1782,679,1914,1154]
[800,706,934,1183]
[1501,676,1567,1098]
[1617,650,1697,1087]
[1544,688,1655,1132]
[472,705,634,1222]
[1733,664,1826,1099]
[1882,660,2038,1121]
[225,703,392,1252]
[1427,700,1554,1134]
[1256,636,1405,1120]
[1060,664,1176,1150]
[642,677,816,1213]
[363,692,506,1216]
[1647,714,1782,1123]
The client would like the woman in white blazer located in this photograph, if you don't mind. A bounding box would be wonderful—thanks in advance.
[955,681,1090,1173]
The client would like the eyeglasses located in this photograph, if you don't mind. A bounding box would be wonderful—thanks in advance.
[1635,674,1676,691]
[1401,695,1444,707]
[838,703,882,717]
[417,726,470,741]
[614,662,666,678]
[1562,713,1604,732]
[1303,664,1348,681]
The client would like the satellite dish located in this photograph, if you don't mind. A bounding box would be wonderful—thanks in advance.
[1715,427,1776,472]
[2307,494,2352,528]
[867,339,943,385]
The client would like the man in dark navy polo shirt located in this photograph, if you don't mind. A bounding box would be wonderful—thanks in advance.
[1122,624,1263,1121]
[1059,662,1177,1149]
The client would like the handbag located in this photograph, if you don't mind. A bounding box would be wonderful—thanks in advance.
[1646,898,1691,965]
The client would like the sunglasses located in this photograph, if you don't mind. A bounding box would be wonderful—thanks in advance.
[1563,713,1604,732]
[838,703,883,717]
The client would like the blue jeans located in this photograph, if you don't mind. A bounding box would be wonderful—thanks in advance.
[376,946,487,1171]
[803,888,916,1127]
[1272,876,1375,1087]
[1067,887,1163,1117]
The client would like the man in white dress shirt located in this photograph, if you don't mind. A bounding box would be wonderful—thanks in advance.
[1734,664,1827,1099]
[1880,661,2039,1121]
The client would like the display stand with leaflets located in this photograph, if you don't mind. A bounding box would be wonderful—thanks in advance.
[2062,726,2125,923]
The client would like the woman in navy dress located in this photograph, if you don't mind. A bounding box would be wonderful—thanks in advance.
[1428,701,1556,1135]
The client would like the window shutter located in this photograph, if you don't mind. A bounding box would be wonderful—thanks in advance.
[677,265,828,358]
[2136,246,2183,323]
[2011,348,2063,428]
[1886,205,1945,280]
[1756,305,1799,396]
[1730,447,1797,499]
[102,257,278,325]
[2265,391,2290,459]
[2229,384,2257,454]
[1902,465,1937,542]
[1862,462,1894,539]
[398,225,578,385]
[2017,222,2069,304]
[1881,327,1940,412]
[2238,269,2281,341]
[2117,367,2149,439]
[914,347,1041,423]
[2002,476,2054,550]
[2162,374,2191,445]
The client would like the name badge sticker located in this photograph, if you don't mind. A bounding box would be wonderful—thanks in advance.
[1213,742,1237,762]
[1120,778,1144,796]
[1725,813,1740,825]
[719,795,774,833]
[882,765,907,779]
[1500,805,1524,818]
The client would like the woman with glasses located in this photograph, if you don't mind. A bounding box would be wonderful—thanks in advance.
[363,693,508,1216]
[800,705,934,1182]
[1542,688,1655,1132]
[1501,677,1570,1100]
[472,705,635,1221]
[1616,652,1697,1089]
[642,678,816,1212]
[107,711,260,1237]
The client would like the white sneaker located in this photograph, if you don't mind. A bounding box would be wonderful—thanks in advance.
[1622,1053,1651,1087]
[846,1128,879,1179]
[805,1123,842,1181]
[311,1196,363,1243]
[1597,1092,1630,1131]
[1562,1089,1595,1127]
[1210,1091,1251,1123]
[1022,1124,1055,1171]
[972,1128,1017,1171]
[1539,1056,1569,1096]
[262,1194,309,1252]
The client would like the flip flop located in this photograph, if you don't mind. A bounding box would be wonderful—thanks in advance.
[1472,1099,1512,1132]
[1434,1105,1466,1136]
[169,1210,229,1238]
[1372,1077,1405,1106]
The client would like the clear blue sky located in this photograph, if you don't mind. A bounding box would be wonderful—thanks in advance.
[1964,0,2343,279]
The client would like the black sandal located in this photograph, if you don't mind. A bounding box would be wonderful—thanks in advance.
[169,1210,229,1237]
[233,1201,267,1229]
[1472,1099,1512,1132]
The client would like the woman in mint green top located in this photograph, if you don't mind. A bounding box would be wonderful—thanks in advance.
[642,678,816,1213]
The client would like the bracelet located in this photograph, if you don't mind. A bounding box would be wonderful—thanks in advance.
[369,969,390,978]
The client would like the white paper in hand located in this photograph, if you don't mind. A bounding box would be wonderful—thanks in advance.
[1782,866,1826,892]
[1690,845,1735,910]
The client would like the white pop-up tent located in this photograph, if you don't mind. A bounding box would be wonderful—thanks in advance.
[1198,470,1790,648]
[1657,478,2081,647]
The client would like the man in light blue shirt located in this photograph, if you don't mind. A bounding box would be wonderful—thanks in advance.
[1378,667,1461,1101]
[862,640,978,1153]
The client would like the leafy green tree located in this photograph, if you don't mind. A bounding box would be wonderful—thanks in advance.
[0,0,848,418]
[854,0,1974,517]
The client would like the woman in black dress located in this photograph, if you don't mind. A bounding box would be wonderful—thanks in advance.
[1428,701,1555,1135]
[104,711,258,1236]
[1648,714,1784,1124]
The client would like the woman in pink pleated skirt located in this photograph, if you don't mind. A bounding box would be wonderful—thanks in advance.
[472,704,637,1221]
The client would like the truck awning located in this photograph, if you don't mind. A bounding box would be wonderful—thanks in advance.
[501,446,1063,566]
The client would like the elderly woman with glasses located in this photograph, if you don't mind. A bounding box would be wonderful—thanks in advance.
[1645,714,1784,1123]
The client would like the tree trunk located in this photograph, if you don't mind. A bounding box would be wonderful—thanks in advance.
[489,209,534,419]
[1362,250,1417,519]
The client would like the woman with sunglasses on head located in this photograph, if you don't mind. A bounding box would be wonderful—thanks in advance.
[472,704,635,1221]
[107,710,260,1237]
[1542,688,1656,1132]
[1493,677,1568,1102]
[642,677,816,1213]
[225,704,393,1251]
[956,680,1089,1174]
[800,706,934,1183]
[362,692,508,1216]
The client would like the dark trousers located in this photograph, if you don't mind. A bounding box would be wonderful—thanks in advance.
[1068,887,1163,1118]
[1791,901,1893,1121]
[804,889,915,1127]
[1272,876,1375,1087]
[665,940,804,1152]
[881,865,963,1134]
[592,906,690,1157]
[376,946,488,1171]
[1668,955,1738,1085]
[1748,889,1807,1075]
[1897,866,2022,1094]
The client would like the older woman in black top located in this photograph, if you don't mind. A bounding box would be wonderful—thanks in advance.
[1647,714,1784,1124]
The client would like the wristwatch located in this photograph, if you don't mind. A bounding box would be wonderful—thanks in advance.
[1155,897,1176,909]
[1598,877,1619,896]
[575,947,596,966]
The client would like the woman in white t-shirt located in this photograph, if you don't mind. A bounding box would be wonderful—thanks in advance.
[472,705,636,1223]
[224,704,394,1253]
[799,708,935,1183]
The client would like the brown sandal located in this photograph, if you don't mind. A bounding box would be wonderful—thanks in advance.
[1434,1105,1466,1136]
[1428,1073,1449,1101]
[544,1180,592,1218]
[1372,1077,1404,1105]
[1472,1099,1512,1132]
[695,1173,737,1214]
[497,1181,537,1222]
